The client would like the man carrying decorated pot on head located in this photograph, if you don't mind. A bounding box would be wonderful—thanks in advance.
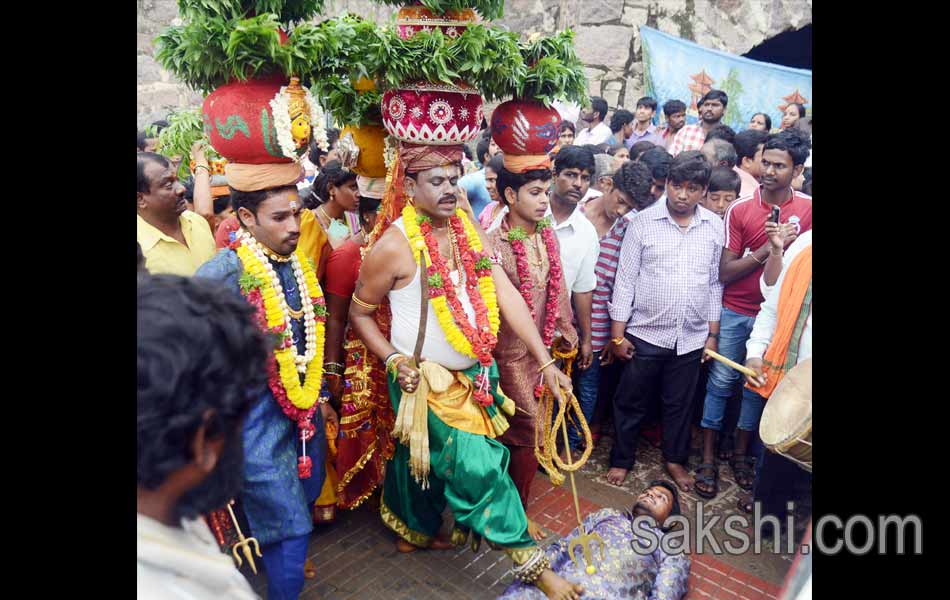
[194,74,335,600]
[348,75,583,598]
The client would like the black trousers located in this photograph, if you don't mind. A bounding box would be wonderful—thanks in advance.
[610,336,702,467]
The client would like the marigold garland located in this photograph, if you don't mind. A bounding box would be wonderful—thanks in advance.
[232,231,328,478]
[401,204,499,366]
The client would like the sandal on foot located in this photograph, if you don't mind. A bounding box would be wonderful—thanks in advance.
[693,462,719,499]
[731,455,755,491]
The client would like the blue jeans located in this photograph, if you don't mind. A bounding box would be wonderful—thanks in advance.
[261,533,310,600]
[569,357,601,449]
[701,307,765,432]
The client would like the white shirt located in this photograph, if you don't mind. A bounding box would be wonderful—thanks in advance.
[137,514,259,600]
[547,204,599,294]
[574,121,612,147]
[581,188,603,203]
[553,100,581,124]
[747,230,812,362]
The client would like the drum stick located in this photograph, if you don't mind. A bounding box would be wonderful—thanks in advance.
[704,348,761,381]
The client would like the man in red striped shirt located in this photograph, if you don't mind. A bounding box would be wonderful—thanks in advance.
[694,130,812,499]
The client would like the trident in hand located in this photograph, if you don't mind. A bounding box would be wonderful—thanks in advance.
[558,395,605,575]
[226,500,262,575]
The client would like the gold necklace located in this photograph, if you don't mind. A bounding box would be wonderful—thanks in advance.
[253,233,292,263]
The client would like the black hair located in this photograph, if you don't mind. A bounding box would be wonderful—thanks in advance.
[763,129,811,166]
[485,153,505,174]
[213,194,231,215]
[554,144,596,176]
[558,120,576,135]
[708,166,741,195]
[636,96,658,111]
[647,479,682,521]
[668,150,711,187]
[734,129,769,161]
[137,275,269,494]
[612,161,654,210]
[462,144,474,161]
[590,96,608,122]
[788,103,806,118]
[137,130,148,151]
[606,142,628,157]
[180,176,195,201]
[308,128,341,165]
[496,166,552,205]
[698,89,728,108]
[629,141,655,161]
[702,138,738,168]
[802,167,812,196]
[663,99,687,117]
[609,109,635,133]
[230,185,297,227]
[311,160,358,206]
[704,124,736,146]
[638,147,672,181]
[358,195,382,229]
[476,136,492,164]
[137,152,171,194]
[751,112,772,131]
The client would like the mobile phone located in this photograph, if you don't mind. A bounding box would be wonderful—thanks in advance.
[769,206,781,224]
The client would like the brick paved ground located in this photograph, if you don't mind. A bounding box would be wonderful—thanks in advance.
[241,431,808,599]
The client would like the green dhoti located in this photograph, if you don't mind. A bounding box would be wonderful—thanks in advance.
[380,363,537,558]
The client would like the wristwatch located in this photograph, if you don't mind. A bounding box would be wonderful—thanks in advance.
[707,332,720,340]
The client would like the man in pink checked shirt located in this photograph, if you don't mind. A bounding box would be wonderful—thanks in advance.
[668,90,729,156]
[605,151,723,492]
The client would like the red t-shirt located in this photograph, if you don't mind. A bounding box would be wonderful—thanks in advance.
[722,187,812,317]
[324,238,362,298]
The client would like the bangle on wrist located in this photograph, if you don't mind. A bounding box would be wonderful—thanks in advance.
[194,164,210,173]
[610,336,626,346]
[708,332,719,339]
[537,357,557,372]
[750,251,766,265]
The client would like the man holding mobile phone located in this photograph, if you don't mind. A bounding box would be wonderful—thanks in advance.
[693,130,813,500]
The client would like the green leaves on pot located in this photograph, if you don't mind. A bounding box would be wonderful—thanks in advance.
[149,107,218,180]
[370,0,505,20]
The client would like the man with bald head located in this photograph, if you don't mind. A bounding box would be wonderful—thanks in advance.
[701,138,758,198]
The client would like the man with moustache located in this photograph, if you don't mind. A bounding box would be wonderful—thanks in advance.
[196,180,333,600]
[137,275,268,599]
[137,152,216,276]
[497,480,689,599]
[575,96,613,147]
[607,151,723,491]
[349,142,582,600]
[669,90,729,156]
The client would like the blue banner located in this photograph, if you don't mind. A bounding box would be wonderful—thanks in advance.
[639,26,812,131]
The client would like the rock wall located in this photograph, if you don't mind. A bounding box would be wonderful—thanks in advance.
[137,0,812,128]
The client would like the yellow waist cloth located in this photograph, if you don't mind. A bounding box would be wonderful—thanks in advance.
[426,370,493,438]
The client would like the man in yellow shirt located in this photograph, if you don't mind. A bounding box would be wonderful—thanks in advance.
[137,152,216,276]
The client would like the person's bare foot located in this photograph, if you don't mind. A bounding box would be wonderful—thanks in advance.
[396,538,419,553]
[396,535,453,553]
[606,466,629,486]
[430,535,454,550]
[536,569,584,599]
[303,558,317,579]
[665,462,694,492]
[527,518,547,542]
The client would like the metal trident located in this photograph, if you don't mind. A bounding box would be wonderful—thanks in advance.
[557,393,605,575]
[226,500,262,575]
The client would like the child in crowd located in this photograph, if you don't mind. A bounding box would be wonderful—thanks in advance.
[703,166,741,219]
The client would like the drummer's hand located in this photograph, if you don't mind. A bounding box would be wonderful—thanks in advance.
[542,363,572,406]
[701,336,718,363]
[397,361,421,393]
[745,358,767,387]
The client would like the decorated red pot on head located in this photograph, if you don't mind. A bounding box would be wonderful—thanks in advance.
[396,4,477,40]
[203,75,328,190]
[490,98,561,172]
[381,81,483,146]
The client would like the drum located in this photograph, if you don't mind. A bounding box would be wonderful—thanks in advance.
[759,359,811,472]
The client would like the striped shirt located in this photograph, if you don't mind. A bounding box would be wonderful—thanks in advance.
[590,213,635,351]
[608,200,725,355]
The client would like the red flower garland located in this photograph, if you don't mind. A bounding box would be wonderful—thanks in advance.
[507,221,563,348]
[419,215,497,366]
